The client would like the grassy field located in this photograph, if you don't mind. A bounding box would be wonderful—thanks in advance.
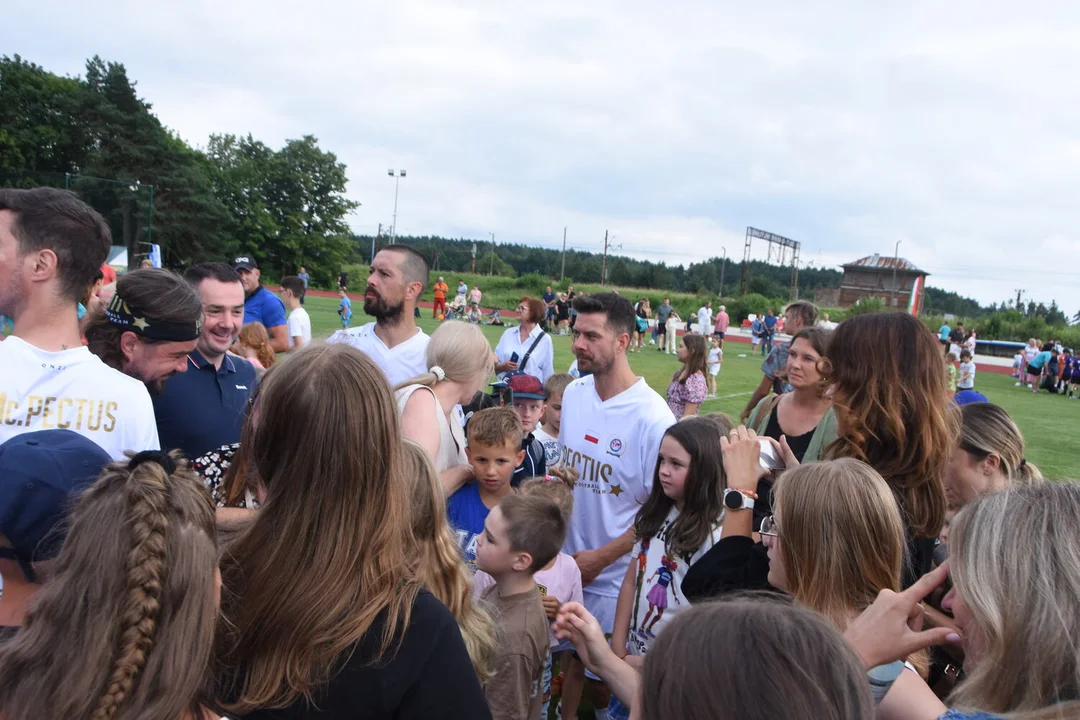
[301,295,1080,479]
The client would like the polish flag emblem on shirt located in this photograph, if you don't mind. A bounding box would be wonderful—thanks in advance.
[584,434,599,444]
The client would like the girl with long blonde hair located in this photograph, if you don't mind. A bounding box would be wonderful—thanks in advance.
[0,451,226,720]
[215,344,489,718]
[939,483,1080,719]
[763,459,942,716]
[400,438,497,684]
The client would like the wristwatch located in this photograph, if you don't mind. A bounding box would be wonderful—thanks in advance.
[723,488,756,511]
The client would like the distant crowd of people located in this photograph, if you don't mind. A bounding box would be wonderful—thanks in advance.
[1,187,1078,720]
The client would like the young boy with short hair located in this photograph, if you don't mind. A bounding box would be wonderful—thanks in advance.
[958,350,976,391]
[475,494,568,720]
[448,407,525,569]
[279,276,311,350]
[506,374,548,487]
[534,373,574,468]
[337,288,353,328]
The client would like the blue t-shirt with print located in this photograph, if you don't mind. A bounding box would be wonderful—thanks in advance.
[764,315,778,332]
[447,483,491,569]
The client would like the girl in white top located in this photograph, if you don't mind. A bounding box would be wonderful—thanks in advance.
[396,321,494,494]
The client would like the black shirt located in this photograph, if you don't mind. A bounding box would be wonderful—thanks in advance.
[682,536,775,601]
[511,434,546,488]
[763,406,815,463]
[238,590,491,720]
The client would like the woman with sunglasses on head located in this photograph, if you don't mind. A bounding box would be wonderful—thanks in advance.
[493,296,554,383]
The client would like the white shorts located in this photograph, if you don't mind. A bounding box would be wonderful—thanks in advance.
[581,591,617,681]
[708,364,721,377]
[751,336,762,345]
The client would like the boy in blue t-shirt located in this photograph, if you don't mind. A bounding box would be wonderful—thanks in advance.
[337,289,353,328]
[448,407,525,569]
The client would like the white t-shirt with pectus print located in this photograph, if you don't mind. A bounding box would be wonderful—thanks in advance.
[558,375,675,597]
[0,336,160,459]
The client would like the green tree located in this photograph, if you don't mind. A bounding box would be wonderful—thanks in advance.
[207,134,358,285]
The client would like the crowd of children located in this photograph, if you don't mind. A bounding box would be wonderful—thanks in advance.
[1013,338,1079,398]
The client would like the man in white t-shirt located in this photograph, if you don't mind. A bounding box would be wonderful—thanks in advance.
[559,292,675,710]
[279,275,311,350]
[327,245,431,387]
[85,269,202,396]
[0,188,160,458]
[696,301,713,334]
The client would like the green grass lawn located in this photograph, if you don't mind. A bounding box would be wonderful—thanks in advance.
[303,295,1080,479]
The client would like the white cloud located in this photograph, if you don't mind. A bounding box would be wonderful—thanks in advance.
[9,0,1080,312]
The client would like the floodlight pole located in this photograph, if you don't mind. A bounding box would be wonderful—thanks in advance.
[388,169,406,243]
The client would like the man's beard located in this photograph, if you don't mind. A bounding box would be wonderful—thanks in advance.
[144,374,172,396]
[575,352,614,377]
[364,294,405,322]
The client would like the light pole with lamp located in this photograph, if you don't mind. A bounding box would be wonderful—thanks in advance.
[718,246,727,297]
[387,169,406,243]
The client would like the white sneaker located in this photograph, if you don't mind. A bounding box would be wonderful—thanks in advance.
[1015,381,1022,387]
[649,339,656,345]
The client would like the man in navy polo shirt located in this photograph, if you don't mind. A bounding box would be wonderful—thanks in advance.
[234,255,288,353]
[152,263,257,459]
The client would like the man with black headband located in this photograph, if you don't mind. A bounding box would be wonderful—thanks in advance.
[327,245,432,387]
[85,268,202,398]
[0,188,160,458]
[234,255,289,353]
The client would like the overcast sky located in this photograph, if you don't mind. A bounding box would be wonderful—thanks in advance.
[10,1,1080,312]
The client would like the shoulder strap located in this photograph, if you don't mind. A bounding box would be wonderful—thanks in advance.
[519,330,547,372]
[750,393,783,434]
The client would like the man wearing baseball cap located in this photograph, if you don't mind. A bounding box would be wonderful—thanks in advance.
[0,430,111,637]
[233,256,289,353]
[506,373,548,487]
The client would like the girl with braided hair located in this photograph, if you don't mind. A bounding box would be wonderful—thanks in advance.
[0,450,228,720]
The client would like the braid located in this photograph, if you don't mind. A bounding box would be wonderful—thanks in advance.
[90,463,171,720]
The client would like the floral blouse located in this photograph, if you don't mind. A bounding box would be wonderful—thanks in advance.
[666,369,707,420]
[189,443,255,508]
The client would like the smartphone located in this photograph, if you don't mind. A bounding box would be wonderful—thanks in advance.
[758,437,785,471]
[510,351,520,363]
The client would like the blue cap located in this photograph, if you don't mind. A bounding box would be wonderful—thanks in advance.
[0,430,111,566]
[954,390,989,407]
